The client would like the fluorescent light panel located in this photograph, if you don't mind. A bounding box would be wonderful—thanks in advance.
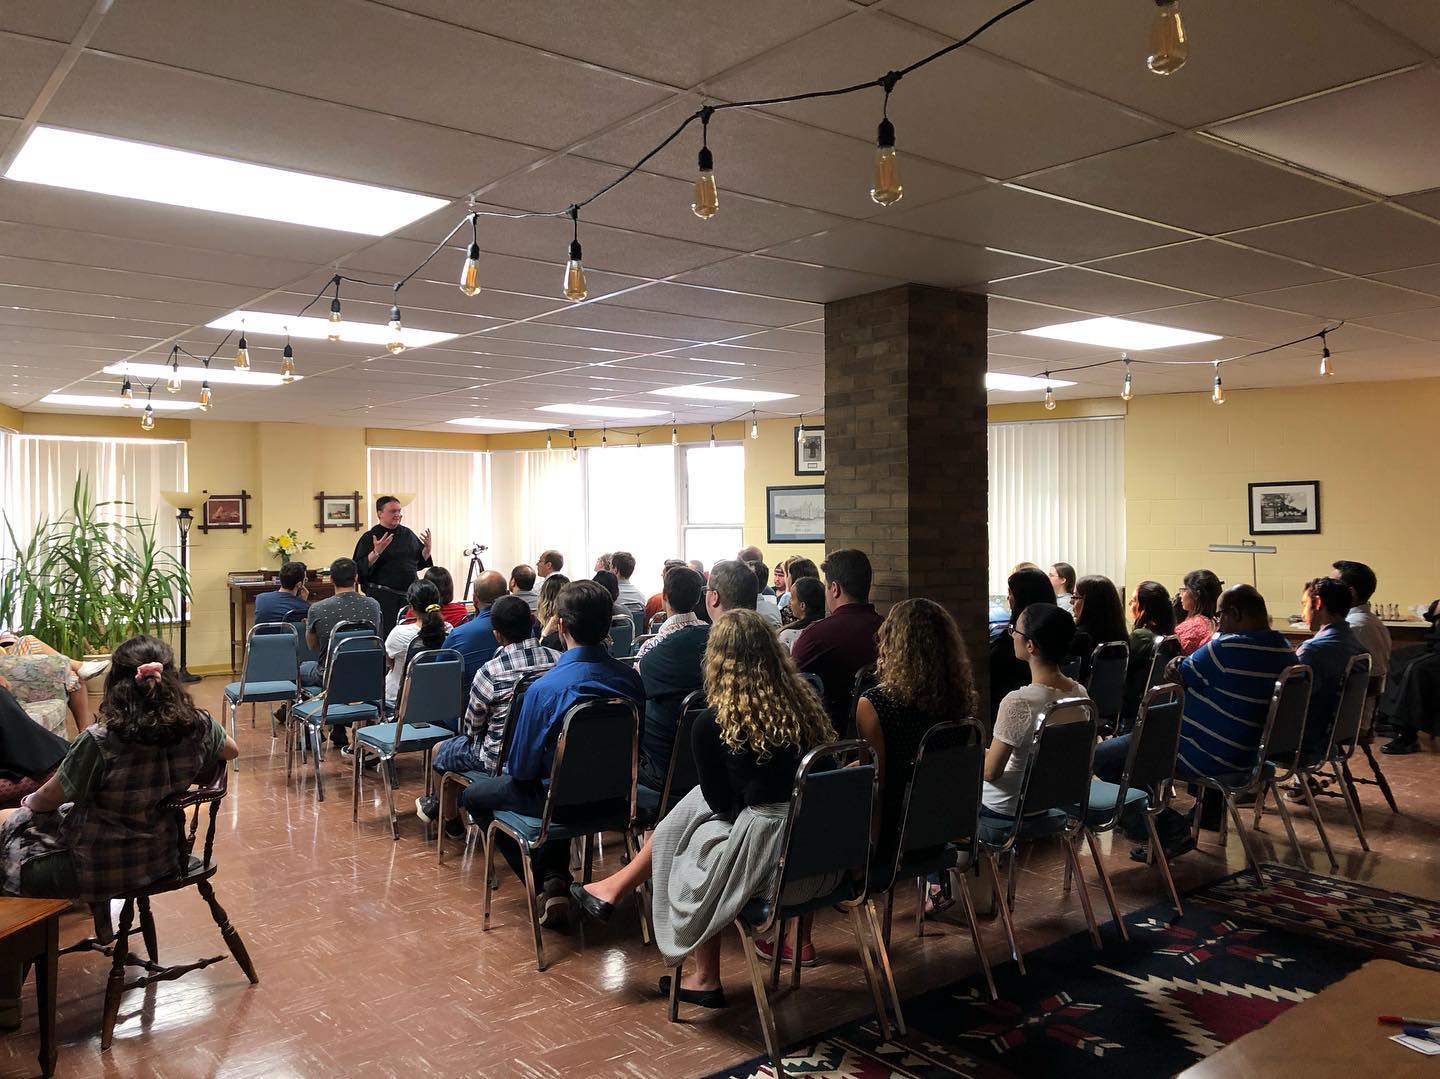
[42,394,200,412]
[207,311,457,349]
[6,127,447,235]
[535,403,668,419]
[1020,317,1220,351]
[103,362,298,386]
[647,385,797,403]
[447,418,551,430]
[985,372,1077,391]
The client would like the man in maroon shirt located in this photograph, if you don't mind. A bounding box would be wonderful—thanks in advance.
[791,548,883,734]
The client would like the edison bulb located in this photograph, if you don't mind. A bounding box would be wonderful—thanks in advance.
[281,344,297,384]
[460,242,481,297]
[386,305,406,355]
[1044,384,1056,411]
[328,297,342,341]
[692,147,718,220]
[545,431,553,451]
[140,405,156,432]
[1148,0,1188,76]
[671,426,679,447]
[563,240,588,302]
[1121,368,1134,402]
[199,382,212,411]
[120,378,134,407]
[166,370,182,394]
[1212,370,1226,405]
[1320,345,1333,377]
[871,118,903,206]
[750,417,759,440]
[234,334,251,371]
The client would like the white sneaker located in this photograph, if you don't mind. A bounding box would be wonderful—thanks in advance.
[78,659,111,681]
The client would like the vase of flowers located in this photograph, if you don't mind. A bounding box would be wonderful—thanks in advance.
[266,528,315,566]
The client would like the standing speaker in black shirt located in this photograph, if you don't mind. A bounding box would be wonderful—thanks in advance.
[353,495,433,634]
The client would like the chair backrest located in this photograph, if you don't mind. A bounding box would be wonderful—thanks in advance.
[495,671,542,773]
[540,697,639,840]
[609,615,636,659]
[1085,640,1129,723]
[327,619,376,660]
[393,648,465,748]
[159,760,229,874]
[631,608,647,639]
[1327,652,1373,757]
[847,664,879,738]
[1010,697,1097,832]
[657,690,707,818]
[1147,634,1182,690]
[880,718,985,889]
[798,671,826,705]
[1260,664,1312,769]
[322,634,385,708]
[1091,684,1183,831]
[761,739,877,927]
[1059,655,1083,680]
[243,622,299,687]
[648,611,665,631]
[632,633,657,653]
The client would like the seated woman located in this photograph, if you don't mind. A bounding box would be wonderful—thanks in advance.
[1123,580,1175,722]
[777,576,825,653]
[570,609,836,1008]
[855,598,977,904]
[0,630,107,732]
[988,567,1057,725]
[383,580,450,705]
[982,604,1087,824]
[1175,569,1222,655]
[1068,574,1128,683]
[0,635,237,1027]
[778,558,819,626]
[537,574,569,652]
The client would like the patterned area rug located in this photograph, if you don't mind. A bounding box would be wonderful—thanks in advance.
[701,864,1440,1079]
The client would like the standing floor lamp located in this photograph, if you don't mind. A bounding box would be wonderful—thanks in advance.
[161,490,203,683]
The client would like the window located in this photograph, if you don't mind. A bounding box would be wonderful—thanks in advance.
[683,444,744,571]
[586,445,677,596]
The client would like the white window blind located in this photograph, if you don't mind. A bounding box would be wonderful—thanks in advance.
[367,448,489,588]
[987,418,1126,595]
[486,449,587,582]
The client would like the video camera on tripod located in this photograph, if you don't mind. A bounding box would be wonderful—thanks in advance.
[462,543,489,597]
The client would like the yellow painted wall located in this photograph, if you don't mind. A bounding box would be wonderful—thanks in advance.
[743,417,825,568]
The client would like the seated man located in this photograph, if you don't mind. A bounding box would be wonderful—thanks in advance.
[792,549,883,733]
[748,559,782,627]
[255,560,311,624]
[644,559,686,626]
[1378,596,1440,754]
[611,551,647,618]
[635,567,708,791]
[444,571,508,687]
[509,564,540,614]
[1094,584,1296,860]
[1293,577,1365,768]
[416,596,560,837]
[302,558,383,750]
[460,580,645,926]
[1330,559,1391,719]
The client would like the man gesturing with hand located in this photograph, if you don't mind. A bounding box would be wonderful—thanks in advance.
[353,495,433,634]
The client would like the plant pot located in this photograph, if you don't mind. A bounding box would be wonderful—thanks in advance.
[82,652,110,715]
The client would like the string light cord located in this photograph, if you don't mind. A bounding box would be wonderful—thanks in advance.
[1041,322,1345,378]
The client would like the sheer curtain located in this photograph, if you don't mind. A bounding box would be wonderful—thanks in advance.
[367,448,489,588]
[988,418,1126,595]
[586,445,677,596]
[487,449,587,579]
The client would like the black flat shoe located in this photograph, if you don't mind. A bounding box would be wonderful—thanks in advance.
[659,976,727,1009]
[1382,733,1419,755]
[1131,835,1196,864]
[569,882,614,923]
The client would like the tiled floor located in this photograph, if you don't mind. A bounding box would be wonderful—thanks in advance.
[2,680,1437,1079]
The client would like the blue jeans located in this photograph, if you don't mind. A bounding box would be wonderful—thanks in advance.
[432,734,486,777]
[1093,733,1193,843]
[461,774,570,890]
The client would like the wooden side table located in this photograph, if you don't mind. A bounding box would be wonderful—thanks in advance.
[0,897,69,1077]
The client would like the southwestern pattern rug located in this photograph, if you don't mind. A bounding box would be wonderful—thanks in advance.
[700,864,1440,1079]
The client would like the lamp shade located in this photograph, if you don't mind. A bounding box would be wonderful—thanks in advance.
[160,490,202,511]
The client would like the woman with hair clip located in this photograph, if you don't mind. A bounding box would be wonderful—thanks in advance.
[383,579,450,705]
[570,609,837,1008]
[0,635,237,1027]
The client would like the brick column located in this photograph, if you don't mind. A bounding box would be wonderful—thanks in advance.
[824,284,990,708]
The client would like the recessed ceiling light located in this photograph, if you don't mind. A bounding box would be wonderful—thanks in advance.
[6,127,447,235]
[1020,317,1220,351]
[42,393,200,412]
[207,311,457,349]
[535,403,668,419]
[985,372,1078,392]
[446,418,551,430]
[102,362,299,386]
[647,385,798,402]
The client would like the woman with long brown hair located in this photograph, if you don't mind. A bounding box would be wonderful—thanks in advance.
[571,609,835,1008]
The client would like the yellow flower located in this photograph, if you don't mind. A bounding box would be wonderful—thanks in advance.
[278,536,292,549]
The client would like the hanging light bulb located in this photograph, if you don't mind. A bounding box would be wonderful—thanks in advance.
[386,303,405,354]
[601,426,608,450]
[1319,332,1333,377]
[165,348,182,394]
[1120,354,1134,402]
[709,425,716,450]
[671,422,678,447]
[569,429,578,461]
[327,275,343,341]
[563,207,588,302]
[797,422,805,446]
[459,215,482,297]
[1212,363,1226,405]
[140,402,156,432]
[120,377,134,407]
[692,109,718,220]
[635,430,642,448]
[750,411,759,440]
[234,329,250,371]
[1147,0,1188,76]
[198,380,212,411]
[871,77,903,206]
[545,430,553,451]
[281,340,297,384]
[1043,373,1056,411]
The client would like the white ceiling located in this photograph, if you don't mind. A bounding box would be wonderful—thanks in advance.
[1,0,1438,428]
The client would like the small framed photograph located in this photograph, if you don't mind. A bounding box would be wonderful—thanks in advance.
[794,426,825,476]
[200,492,250,533]
[1248,481,1321,535]
[316,491,362,531]
[767,485,824,544]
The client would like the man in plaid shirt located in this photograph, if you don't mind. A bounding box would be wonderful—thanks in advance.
[416,595,558,836]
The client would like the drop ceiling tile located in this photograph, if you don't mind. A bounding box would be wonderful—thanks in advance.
[985,296,1096,331]
[1228,204,1440,275]
[1395,186,1440,223]
[1370,260,1440,296]
[1123,300,1326,342]
[897,0,1426,128]
[887,183,1189,263]
[1345,1,1440,57]
[0,0,94,41]
[1351,307,1440,341]
[718,329,822,355]
[0,34,64,119]
[0,256,256,308]
[677,343,821,369]
[1025,134,1364,234]
[1087,239,1341,296]
[601,283,820,328]
[766,222,1049,289]
[0,283,225,328]
[486,322,693,356]
[535,304,766,344]
[675,254,905,304]
[989,267,1206,315]
[1236,276,1437,318]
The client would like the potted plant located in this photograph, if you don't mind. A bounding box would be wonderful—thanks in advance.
[0,477,188,703]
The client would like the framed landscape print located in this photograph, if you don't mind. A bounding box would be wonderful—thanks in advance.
[794,426,825,476]
[315,491,362,531]
[767,484,824,544]
[1248,480,1321,535]
[200,491,250,533]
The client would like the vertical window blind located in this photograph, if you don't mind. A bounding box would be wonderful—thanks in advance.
[367,448,490,588]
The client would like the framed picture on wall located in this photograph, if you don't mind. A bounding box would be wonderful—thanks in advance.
[767,485,824,544]
[1248,480,1321,535]
[794,426,825,476]
[200,491,250,533]
[315,491,362,531]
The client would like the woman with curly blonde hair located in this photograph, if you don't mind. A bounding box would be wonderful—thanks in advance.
[571,609,835,1009]
[856,598,978,901]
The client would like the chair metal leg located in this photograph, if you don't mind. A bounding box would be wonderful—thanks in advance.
[100,899,135,1051]
[582,834,595,884]
[481,824,498,931]
[285,714,294,779]
[952,866,997,1001]
[864,899,907,1037]
[1144,813,1184,917]
[1360,741,1400,814]
[768,918,784,989]
[1253,780,1268,831]
[1332,759,1370,851]
[1005,849,1017,912]
[914,875,926,938]
[1269,781,1305,865]
[351,740,362,821]
[310,724,326,801]
[1083,829,1129,943]
[849,905,893,1043]
[516,835,545,972]
[667,955,682,1022]
[882,887,894,950]
[1224,792,1267,886]
[736,926,787,1079]
[1298,770,1338,871]
[381,754,399,840]
[623,830,652,946]
[984,851,1024,975]
[1062,837,1103,949]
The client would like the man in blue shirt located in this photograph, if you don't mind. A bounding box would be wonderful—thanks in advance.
[1294,577,1366,764]
[254,561,310,624]
[462,579,644,927]
[444,570,507,686]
